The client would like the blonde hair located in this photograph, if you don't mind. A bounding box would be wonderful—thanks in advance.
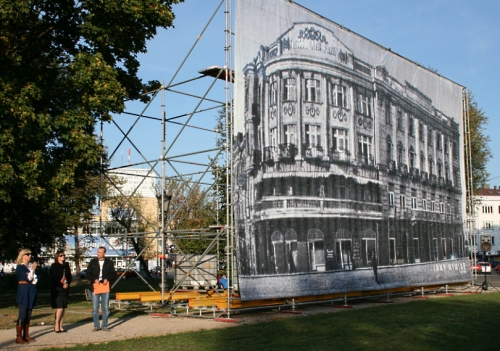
[16,249,31,265]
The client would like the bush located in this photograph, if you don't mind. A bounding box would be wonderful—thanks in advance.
[0,273,18,290]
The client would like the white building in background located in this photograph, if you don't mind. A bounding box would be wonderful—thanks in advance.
[108,167,157,198]
[82,167,160,270]
[468,186,500,263]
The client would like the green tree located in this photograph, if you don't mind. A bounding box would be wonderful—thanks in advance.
[0,0,183,259]
[212,108,231,226]
[465,90,492,194]
[105,193,157,281]
[165,177,217,255]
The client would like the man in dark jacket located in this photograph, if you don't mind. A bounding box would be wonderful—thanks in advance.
[85,246,116,332]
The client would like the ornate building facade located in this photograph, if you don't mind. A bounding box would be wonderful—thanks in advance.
[234,22,466,298]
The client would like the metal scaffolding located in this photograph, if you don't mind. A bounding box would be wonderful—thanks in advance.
[92,0,236,317]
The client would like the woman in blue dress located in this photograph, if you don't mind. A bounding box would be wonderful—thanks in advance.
[15,248,38,344]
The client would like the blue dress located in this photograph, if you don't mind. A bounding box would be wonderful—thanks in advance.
[16,264,38,309]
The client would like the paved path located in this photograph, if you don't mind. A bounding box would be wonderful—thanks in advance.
[0,314,235,351]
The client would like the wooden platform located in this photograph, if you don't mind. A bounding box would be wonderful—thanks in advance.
[112,282,469,313]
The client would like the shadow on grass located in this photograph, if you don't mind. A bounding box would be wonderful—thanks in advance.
[36,293,499,351]
[0,276,170,329]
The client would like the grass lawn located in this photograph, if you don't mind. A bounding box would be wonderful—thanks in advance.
[40,293,500,351]
[2,274,498,350]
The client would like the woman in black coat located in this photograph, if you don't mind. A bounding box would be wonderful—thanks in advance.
[50,249,72,332]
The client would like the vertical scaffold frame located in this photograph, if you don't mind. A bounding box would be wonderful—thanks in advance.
[93,0,236,316]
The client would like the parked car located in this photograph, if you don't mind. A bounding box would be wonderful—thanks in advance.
[80,269,87,279]
[478,262,492,274]
[470,262,482,273]
[495,265,500,275]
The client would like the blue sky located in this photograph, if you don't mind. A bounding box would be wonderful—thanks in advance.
[107,0,500,187]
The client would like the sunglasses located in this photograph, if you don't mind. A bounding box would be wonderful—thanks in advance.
[58,254,66,257]
[24,253,31,256]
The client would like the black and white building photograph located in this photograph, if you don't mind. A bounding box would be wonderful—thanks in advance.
[234,0,469,300]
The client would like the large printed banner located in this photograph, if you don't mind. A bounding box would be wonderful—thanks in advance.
[234,0,468,300]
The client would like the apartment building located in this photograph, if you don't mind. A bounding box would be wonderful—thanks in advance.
[468,186,500,263]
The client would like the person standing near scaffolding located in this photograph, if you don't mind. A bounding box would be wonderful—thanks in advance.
[15,248,38,344]
[85,247,116,332]
[218,274,228,289]
[50,249,72,332]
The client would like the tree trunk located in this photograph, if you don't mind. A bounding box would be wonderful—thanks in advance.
[130,238,153,281]
[74,226,81,280]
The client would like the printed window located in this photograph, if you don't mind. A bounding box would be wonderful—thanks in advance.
[332,128,348,152]
[358,135,372,162]
[387,136,393,162]
[305,125,321,147]
[436,133,442,150]
[283,77,296,101]
[429,158,434,175]
[305,79,320,102]
[400,195,406,209]
[419,122,425,142]
[284,124,296,145]
[440,203,445,213]
[397,110,403,131]
[444,138,449,154]
[422,199,427,210]
[385,103,391,124]
[332,84,347,108]
[357,92,371,117]
[431,201,435,212]
[408,116,414,136]
[409,148,415,168]
[269,127,277,148]
[437,161,443,178]
[270,81,278,106]
[388,192,395,206]
[397,142,404,165]
[411,197,417,209]
[428,128,433,146]
[400,185,406,195]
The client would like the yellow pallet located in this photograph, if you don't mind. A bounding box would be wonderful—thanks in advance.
[141,292,204,303]
[115,292,159,301]
[217,297,286,310]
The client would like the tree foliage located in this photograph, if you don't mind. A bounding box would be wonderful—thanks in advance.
[212,107,231,226]
[105,191,157,281]
[0,0,183,259]
[164,177,217,255]
[465,91,492,193]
